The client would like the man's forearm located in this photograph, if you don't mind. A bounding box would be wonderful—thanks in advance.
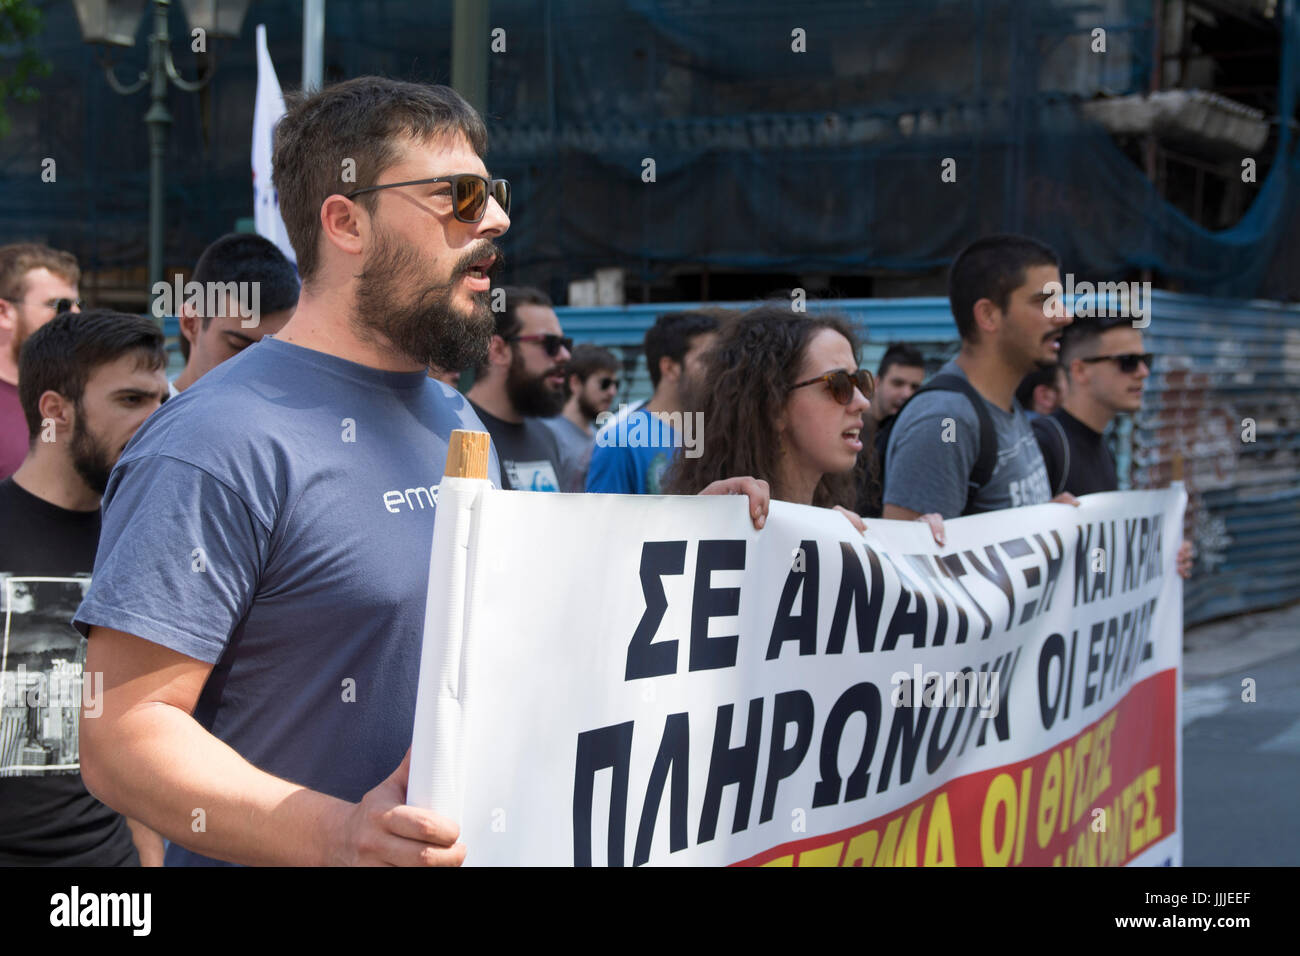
[125,817,166,866]
[84,702,351,866]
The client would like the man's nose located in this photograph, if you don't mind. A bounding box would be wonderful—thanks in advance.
[478,196,510,238]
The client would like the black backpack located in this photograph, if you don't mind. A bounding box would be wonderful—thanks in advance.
[864,373,999,517]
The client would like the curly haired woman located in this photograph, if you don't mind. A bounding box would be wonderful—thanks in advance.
[668,304,943,543]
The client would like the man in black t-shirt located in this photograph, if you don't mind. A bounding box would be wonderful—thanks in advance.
[1033,315,1192,577]
[466,286,573,490]
[0,310,169,864]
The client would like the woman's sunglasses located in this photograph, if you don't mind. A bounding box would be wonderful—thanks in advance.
[1079,352,1153,374]
[345,173,511,223]
[509,333,573,357]
[789,368,875,405]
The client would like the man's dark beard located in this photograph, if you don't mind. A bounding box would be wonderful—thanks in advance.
[506,347,566,417]
[69,412,116,495]
[577,390,603,423]
[353,230,502,371]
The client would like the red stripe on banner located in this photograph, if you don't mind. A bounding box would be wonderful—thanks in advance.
[734,668,1177,866]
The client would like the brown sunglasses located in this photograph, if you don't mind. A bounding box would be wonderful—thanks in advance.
[789,368,874,404]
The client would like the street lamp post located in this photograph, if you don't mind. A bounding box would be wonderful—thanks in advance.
[74,0,249,313]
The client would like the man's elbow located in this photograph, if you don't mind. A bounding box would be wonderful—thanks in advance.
[79,714,124,809]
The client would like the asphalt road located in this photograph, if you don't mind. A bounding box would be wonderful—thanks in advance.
[1182,601,1300,866]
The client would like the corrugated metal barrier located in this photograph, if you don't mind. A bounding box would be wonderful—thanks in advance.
[552,291,1300,626]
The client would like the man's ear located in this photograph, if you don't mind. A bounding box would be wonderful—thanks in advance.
[36,389,74,436]
[971,297,1001,336]
[1068,356,1088,386]
[178,303,201,346]
[658,355,680,386]
[487,334,512,368]
[0,297,16,337]
[320,193,365,261]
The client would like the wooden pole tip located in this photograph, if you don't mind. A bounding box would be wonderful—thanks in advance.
[444,429,492,480]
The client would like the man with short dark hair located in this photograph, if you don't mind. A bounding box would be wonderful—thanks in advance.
[586,309,722,494]
[0,309,168,866]
[883,234,1075,519]
[75,76,510,868]
[545,344,619,491]
[170,233,300,396]
[871,343,925,425]
[1015,364,1065,420]
[1032,317,1193,578]
[466,286,573,491]
[856,343,926,517]
[0,244,81,478]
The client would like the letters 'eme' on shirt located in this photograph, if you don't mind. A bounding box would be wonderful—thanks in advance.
[73,337,498,866]
[884,359,1051,519]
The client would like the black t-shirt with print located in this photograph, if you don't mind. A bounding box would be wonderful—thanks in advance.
[469,401,568,492]
[0,478,138,866]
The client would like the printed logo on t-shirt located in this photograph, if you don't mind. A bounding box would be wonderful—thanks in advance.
[505,460,560,492]
[646,452,672,495]
[0,576,96,777]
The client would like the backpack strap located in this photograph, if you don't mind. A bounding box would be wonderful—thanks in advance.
[1035,414,1070,497]
[912,374,998,515]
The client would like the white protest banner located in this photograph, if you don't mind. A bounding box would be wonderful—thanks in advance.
[410,485,1185,866]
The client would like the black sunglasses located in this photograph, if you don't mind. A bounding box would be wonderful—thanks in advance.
[344,174,510,223]
[509,333,573,357]
[50,297,82,314]
[598,376,620,391]
[789,368,875,405]
[1080,352,1153,374]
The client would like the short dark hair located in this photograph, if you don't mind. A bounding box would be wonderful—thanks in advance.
[178,233,300,361]
[18,309,166,440]
[1015,365,1062,407]
[643,309,727,389]
[475,285,553,377]
[948,234,1060,342]
[1058,315,1133,376]
[877,342,924,378]
[272,76,489,283]
[565,344,619,391]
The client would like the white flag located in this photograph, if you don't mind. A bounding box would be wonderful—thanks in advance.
[252,24,296,264]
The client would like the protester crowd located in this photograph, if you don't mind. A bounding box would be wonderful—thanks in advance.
[0,76,1191,868]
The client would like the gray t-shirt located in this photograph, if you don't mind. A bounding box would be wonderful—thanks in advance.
[74,337,499,866]
[542,415,594,493]
[883,359,1051,519]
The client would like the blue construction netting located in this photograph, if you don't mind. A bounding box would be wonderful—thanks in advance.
[1,0,1299,298]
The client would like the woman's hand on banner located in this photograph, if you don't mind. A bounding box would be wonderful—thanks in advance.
[699,476,770,529]
[834,507,945,547]
[1176,539,1194,579]
[916,512,945,546]
[335,748,467,866]
[833,506,867,533]
[1051,492,1081,506]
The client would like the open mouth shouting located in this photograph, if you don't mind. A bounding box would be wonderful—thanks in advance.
[842,423,864,452]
